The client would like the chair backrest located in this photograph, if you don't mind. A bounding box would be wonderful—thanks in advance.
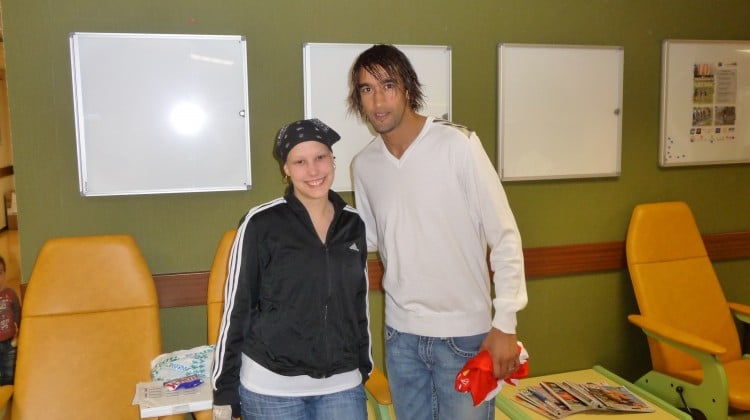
[626,201,741,374]
[207,230,237,344]
[13,235,162,420]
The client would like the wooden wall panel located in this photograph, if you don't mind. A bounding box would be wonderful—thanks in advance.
[152,231,750,308]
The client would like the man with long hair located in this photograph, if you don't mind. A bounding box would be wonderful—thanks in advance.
[349,44,527,420]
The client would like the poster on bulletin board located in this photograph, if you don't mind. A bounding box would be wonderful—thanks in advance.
[660,39,750,167]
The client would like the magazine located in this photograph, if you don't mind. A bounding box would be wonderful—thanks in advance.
[517,388,564,418]
[540,381,590,413]
[512,380,654,418]
[582,383,656,413]
[132,379,212,417]
[560,381,605,409]
[514,393,564,418]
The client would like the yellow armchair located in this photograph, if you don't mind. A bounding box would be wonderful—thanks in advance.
[626,201,750,418]
[0,234,181,420]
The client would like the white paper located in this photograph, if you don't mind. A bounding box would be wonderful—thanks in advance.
[133,380,212,418]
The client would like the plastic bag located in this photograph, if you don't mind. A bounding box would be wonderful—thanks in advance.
[151,344,215,381]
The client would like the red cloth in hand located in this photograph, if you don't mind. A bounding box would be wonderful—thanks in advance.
[454,343,530,406]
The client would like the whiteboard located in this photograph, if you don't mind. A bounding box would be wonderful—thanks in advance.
[498,44,623,181]
[660,40,750,166]
[70,32,251,196]
[303,43,451,191]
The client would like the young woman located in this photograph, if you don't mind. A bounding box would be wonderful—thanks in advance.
[211,119,372,420]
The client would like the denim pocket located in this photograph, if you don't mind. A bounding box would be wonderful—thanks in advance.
[445,333,484,359]
[384,325,399,342]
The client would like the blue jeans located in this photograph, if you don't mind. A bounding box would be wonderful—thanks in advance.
[239,383,367,420]
[385,326,495,420]
[0,339,16,386]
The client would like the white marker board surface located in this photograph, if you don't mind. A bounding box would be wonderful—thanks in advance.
[70,32,251,196]
[498,44,623,181]
[303,43,451,191]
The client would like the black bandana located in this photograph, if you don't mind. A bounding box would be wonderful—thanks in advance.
[275,118,340,162]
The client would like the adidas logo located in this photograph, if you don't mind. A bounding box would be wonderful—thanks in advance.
[349,242,359,252]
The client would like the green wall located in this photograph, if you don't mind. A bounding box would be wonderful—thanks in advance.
[3,0,750,381]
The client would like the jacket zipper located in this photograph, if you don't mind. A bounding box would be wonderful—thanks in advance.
[323,244,331,374]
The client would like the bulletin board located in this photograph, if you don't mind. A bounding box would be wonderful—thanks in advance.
[659,39,750,167]
[498,44,623,181]
[303,43,451,191]
[69,32,251,196]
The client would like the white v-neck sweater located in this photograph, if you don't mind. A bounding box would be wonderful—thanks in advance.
[352,117,527,337]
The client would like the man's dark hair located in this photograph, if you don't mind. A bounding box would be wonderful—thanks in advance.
[348,44,425,120]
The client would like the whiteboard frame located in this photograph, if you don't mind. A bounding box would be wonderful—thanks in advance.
[659,39,750,167]
[70,32,252,196]
[303,43,452,192]
[497,43,623,181]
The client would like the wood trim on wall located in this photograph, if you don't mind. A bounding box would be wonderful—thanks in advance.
[153,230,750,308]
[0,165,13,178]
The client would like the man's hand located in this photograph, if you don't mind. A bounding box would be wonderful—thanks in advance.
[479,327,519,379]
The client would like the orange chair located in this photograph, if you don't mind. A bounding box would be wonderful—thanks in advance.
[0,235,180,420]
[206,230,236,347]
[199,230,392,420]
[192,230,236,420]
[626,201,750,418]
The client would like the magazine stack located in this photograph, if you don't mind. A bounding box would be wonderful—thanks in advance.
[512,380,656,418]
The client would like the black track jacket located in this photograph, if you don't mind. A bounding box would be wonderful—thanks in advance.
[211,190,372,409]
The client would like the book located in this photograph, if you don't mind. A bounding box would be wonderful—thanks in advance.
[132,379,212,417]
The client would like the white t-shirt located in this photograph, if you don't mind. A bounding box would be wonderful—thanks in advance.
[240,354,361,396]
